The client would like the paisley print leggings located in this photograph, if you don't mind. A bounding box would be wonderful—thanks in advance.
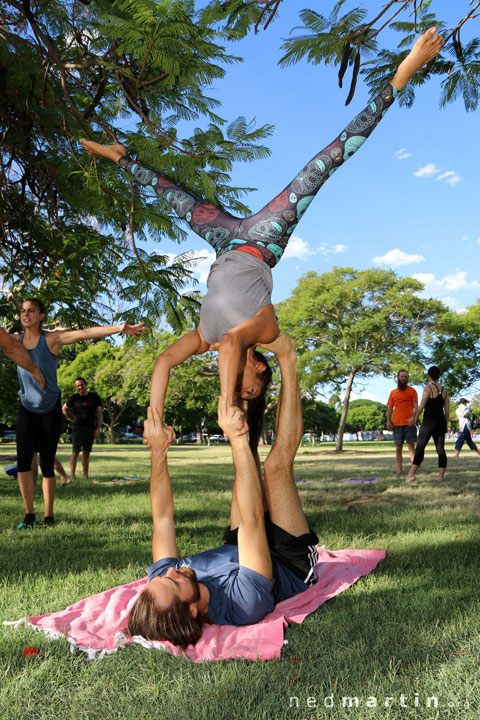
[119,85,397,268]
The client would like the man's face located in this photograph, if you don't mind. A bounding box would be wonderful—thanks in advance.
[147,567,200,610]
[397,372,409,389]
[75,380,87,395]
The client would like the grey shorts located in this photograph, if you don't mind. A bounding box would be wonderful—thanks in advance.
[393,425,417,445]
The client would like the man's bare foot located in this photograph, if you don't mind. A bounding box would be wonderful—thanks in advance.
[405,473,416,484]
[392,27,443,90]
[79,139,126,164]
[396,469,402,476]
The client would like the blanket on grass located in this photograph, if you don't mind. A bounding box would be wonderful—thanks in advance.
[4,548,384,662]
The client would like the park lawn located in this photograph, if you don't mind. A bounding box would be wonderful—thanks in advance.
[0,442,478,720]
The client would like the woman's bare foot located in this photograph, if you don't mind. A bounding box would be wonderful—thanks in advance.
[392,27,443,90]
[405,473,416,483]
[60,475,72,486]
[79,139,126,164]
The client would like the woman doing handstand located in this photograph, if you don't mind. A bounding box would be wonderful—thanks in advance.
[81,29,442,436]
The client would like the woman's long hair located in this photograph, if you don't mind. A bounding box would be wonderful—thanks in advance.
[246,350,272,452]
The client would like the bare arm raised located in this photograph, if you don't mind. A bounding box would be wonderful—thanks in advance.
[0,327,45,389]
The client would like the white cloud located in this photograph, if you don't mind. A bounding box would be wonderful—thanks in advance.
[344,391,384,403]
[283,235,314,260]
[414,163,439,178]
[317,242,349,256]
[413,270,478,295]
[373,248,426,267]
[437,171,462,187]
[413,164,461,186]
[477,237,480,246]
[188,249,216,284]
[442,271,478,291]
[395,148,412,160]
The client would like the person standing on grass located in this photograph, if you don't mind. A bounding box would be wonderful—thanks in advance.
[405,367,449,483]
[126,333,319,648]
[452,398,480,459]
[0,326,44,389]
[13,297,145,530]
[387,370,418,475]
[63,377,103,482]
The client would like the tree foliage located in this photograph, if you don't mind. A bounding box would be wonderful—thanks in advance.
[345,399,387,433]
[0,0,273,327]
[276,267,444,451]
[203,0,480,109]
[429,302,480,395]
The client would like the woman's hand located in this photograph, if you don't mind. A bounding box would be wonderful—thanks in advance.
[121,321,146,337]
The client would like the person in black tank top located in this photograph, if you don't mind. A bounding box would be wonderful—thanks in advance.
[405,366,450,483]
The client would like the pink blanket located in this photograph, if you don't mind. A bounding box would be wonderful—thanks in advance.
[4,548,384,661]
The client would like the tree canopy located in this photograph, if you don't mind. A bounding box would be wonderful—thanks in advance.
[276,267,444,450]
[0,0,273,329]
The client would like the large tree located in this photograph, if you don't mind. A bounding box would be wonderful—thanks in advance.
[0,0,273,327]
[276,267,443,451]
[429,302,480,395]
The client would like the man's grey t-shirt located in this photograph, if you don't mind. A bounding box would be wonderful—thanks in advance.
[199,251,273,344]
[147,544,309,626]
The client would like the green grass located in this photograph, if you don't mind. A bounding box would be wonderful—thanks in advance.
[0,442,479,720]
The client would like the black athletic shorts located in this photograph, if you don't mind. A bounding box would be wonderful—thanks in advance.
[72,425,95,453]
[223,511,319,586]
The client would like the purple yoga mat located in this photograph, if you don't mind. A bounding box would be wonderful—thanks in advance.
[343,478,379,483]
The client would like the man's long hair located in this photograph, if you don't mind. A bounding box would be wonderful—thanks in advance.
[127,586,208,648]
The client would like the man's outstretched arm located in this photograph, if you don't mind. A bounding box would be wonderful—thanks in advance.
[143,407,178,563]
[218,394,272,581]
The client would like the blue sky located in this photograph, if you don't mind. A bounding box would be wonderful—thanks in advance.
[141,1,479,404]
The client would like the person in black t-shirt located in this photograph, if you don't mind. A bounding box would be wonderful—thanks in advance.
[63,377,103,481]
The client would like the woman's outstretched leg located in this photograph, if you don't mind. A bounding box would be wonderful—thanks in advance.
[231,28,443,267]
[79,140,241,254]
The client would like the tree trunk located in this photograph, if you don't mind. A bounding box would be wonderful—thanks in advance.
[106,423,115,444]
[335,368,356,452]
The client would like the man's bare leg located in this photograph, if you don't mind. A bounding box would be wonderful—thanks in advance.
[70,450,79,481]
[82,450,91,480]
[262,335,309,537]
[395,444,403,475]
[407,442,415,463]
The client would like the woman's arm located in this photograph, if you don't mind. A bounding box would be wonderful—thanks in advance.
[150,329,209,419]
[443,390,450,424]
[414,386,430,424]
[218,309,279,404]
[48,322,145,353]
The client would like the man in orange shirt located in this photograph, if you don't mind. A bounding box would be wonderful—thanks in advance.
[386,369,418,476]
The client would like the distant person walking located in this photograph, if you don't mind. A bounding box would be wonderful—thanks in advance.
[63,378,103,481]
[387,370,418,475]
[453,399,480,458]
[405,367,449,483]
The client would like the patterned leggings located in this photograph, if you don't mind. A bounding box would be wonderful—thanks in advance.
[119,85,397,268]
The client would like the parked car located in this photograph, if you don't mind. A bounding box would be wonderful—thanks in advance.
[209,434,229,443]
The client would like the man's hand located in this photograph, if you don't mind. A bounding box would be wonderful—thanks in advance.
[121,321,146,337]
[143,406,175,451]
[94,427,101,439]
[218,393,249,441]
[258,331,296,359]
[387,421,393,431]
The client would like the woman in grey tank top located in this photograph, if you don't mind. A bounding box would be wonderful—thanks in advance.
[79,30,442,442]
